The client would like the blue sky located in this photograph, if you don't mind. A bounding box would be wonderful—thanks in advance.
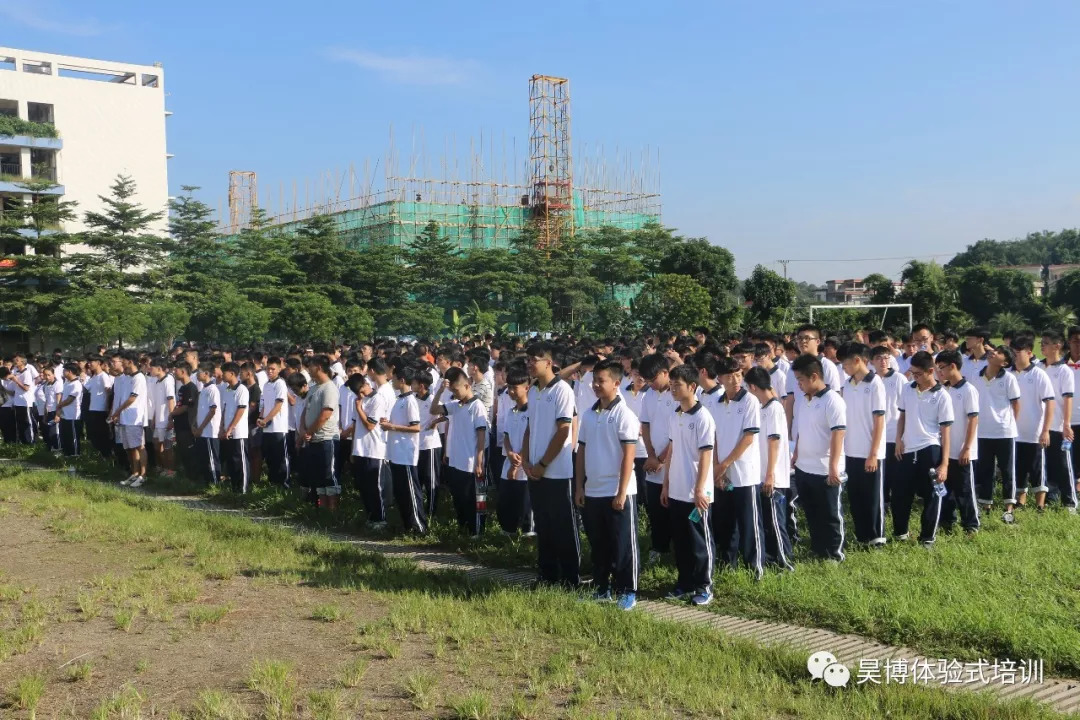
[4,0,1080,284]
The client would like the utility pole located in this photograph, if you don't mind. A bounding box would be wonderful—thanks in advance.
[776,259,790,280]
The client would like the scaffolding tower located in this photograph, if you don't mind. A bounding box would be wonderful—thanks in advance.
[528,75,573,250]
[227,170,257,233]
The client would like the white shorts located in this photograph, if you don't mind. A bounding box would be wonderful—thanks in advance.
[119,425,145,450]
[152,426,175,448]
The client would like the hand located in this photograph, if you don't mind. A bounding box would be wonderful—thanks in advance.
[303,433,312,443]
[524,463,543,480]
[167,421,174,431]
[763,472,775,496]
[379,419,393,431]
[474,463,484,479]
[427,420,441,431]
[507,451,522,466]
[225,428,233,440]
[894,440,905,459]
[574,486,585,508]
[864,456,878,473]
[826,470,842,487]
[643,457,660,474]
[1066,425,1075,443]
[716,459,731,479]
[936,463,948,483]
[611,493,627,511]
[1040,430,1050,448]
[660,484,670,508]
[256,418,266,428]
[693,487,710,513]
[959,446,971,466]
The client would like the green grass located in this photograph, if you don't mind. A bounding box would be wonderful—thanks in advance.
[191,690,249,720]
[339,657,369,688]
[0,465,1070,718]
[90,684,143,720]
[402,670,439,710]
[65,660,93,683]
[311,603,345,622]
[7,672,46,717]
[307,689,347,720]
[189,604,231,628]
[113,607,136,632]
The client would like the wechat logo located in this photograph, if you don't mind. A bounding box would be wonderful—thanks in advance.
[808,651,851,687]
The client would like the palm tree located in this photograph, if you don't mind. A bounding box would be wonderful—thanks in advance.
[461,300,498,336]
[990,311,1027,337]
[1043,305,1077,333]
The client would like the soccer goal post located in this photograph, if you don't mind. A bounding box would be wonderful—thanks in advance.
[808,303,913,331]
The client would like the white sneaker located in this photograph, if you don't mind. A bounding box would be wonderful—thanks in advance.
[129,476,146,488]
[121,474,138,486]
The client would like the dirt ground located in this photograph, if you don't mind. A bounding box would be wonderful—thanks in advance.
[0,505,506,718]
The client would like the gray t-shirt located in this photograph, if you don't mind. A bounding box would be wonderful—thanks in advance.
[304,379,340,442]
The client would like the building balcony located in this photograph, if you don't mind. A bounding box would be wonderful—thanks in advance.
[0,134,62,150]
[0,179,64,195]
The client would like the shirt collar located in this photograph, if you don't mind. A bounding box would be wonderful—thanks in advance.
[948,378,968,388]
[812,387,829,399]
[678,401,704,415]
[849,370,876,385]
[398,391,414,398]
[979,366,1006,379]
[723,387,747,403]
[516,403,528,412]
[703,383,722,395]
[591,395,623,412]
[762,397,778,408]
[913,381,944,393]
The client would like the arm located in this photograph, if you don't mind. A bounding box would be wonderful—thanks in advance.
[960,414,977,465]
[10,372,29,392]
[693,447,714,512]
[260,396,284,426]
[473,426,486,479]
[717,432,755,481]
[573,443,586,507]
[111,393,138,421]
[613,442,635,510]
[763,436,779,495]
[224,404,246,439]
[195,406,216,436]
[895,413,906,458]
[1040,399,1055,447]
[1011,398,1020,422]
[938,424,950,480]
[641,422,659,472]
[866,414,884,472]
[827,429,845,485]
[1065,396,1074,442]
[355,396,378,431]
[305,408,334,440]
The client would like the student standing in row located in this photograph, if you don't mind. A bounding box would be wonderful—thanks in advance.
[639,353,676,563]
[84,356,113,458]
[148,358,177,478]
[744,367,794,571]
[300,357,341,509]
[975,346,1021,520]
[1010,336,1054,510]
[837,342,887,547]
[258,358,291,488]
[935,351,981,533]
[56,364,82,458]
[575,359,640,610]
[498,368,534,536]
[870,345,905,510]
[413,370,443,519]
[193,363,222,487]
[353,358,393,527]
[113,354,149,487]
[220,362,251,494]
[382,365,427,534]
[172,362,198,477]
[433,367,488,536]
[1038,329,1076,510]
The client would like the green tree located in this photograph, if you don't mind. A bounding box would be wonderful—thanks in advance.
[990,311,1027,337]
[634,274,711,331]
[229,209,303,311]
[53,289,149,349]
[190,288,271,346]
[277,292,339,343]
[743,265,795,326]
[518,295,553,333]
[377,303,446,338]
[897,260,954,326]
[346,243,414,312]
[948,265,1035,325]
[1043,306,1077,334]
[337,305,375,342]
[289,214,354,305]
[69,175,169,294]
[0,178,77,349]
[167,186,228,301]
[407,220,460,307]
[460,300,499,336]
[582,226,645,300]
[862,273,896,304]
[144,300,190,354]
[1051,269,1080,312]
[658,238,740,331]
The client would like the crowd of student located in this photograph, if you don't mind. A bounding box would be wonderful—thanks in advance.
[2,322,1078,612]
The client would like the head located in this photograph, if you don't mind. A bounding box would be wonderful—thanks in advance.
[792,354,826,396]
[941,330,960,351]
[525,343,557,381]
[41,366,55,384]
[934,349,964,385]
[744,365,773,405]
[821,337,840,362]
[869,345,892,375]
[122,352,140,375]
[1041,328,1065,361]
[308,355,332,383]
[753,343,773,369]
[62,363,79,381]
[393,364,417,393]
[909,351,937,389]
[287,371,309,399]
[793,324,823,357]
[196,362,213,385]
[443,366,472,402]
[1070,326,1080,360]
[266,357,283,381]
[505,368,530,406]
[836,342,869,379]
[716,355,743,397]
[221,361,241,386]
[1009,335,1035,368]
[367,357,389,386]
[668,365,699,405]
[638,353,671,393]
[911,324,933,352]
[730,343,754,372]
[172,362,190,384]
[964,327,990,354]
[239,362,256,385]
[590,359,624,403]
[149,357,169,380]
[411,368,433,397]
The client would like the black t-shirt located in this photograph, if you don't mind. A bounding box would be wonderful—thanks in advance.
[175,381,198,434]
[246,382,261,430]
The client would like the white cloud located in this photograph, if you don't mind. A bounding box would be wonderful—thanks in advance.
[0,2,109,36]
[326,47,481,86]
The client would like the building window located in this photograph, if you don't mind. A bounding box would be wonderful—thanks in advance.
[26,103,53,124]
[57,65,135,84]
[22,60,52,75]
[141,73,159,88]
[0,56,14,72]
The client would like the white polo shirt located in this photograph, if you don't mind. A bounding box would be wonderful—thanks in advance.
[879,369,905,444]
[640,386,677,484]
[44,378,62,413]
[622,383,649,459]
[221,383,249,440]
[842,371,887,460]
[792,387,847,476]
[387,392,421,466]
[1068,355,1080,426]
[574,372,597,420]
[501,402,529,481]
[976,367,1020,439]
[353,386,393,459]
[766,365,787,399]
[13,367,35,407]
[759,398,790,489]
[120,373,148,427]
[665,401,716,503]
[260,377,290,433]
[961,354,989,384]
[526,377,576,479]
[711,388,761,487]
[445,396,488,473]
[1041,359,1075,434]
[339,386,355,434]
[85,372,113,412]
[579,396,640,497]
[60,379,82,421]
[898,382,954,452]
[149,375,176,428]
[785,355,842,396]
[945,379,979,461]
[416,391,442,451]
[196,383,221,439]
[1012,364,1055,443]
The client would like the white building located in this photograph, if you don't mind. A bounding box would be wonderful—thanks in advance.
[0,47,170,241]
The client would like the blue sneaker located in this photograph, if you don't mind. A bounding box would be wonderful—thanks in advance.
[591,589,613,602]
[690,589,713,606]
[665,587,689,600]
[616,593,637,611]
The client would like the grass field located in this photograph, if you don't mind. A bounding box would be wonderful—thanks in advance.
[5,439,1080,687]
[0,464,1067,718]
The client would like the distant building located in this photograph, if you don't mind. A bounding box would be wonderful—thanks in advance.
[997,264,1080,298]
[815,278,904,305]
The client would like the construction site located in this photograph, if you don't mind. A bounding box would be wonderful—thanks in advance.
[219,75,661,250]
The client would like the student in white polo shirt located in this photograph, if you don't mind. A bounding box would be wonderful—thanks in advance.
[434,367,489,536]
[575,359,640,611]
[838,342,887,546]
[497,368,534,536]
[708,356,764,579]
[56,364,82,458]
[219,362,250,494]
[111,353,149,486]
[1037,329,1076,510]
[962,327,991,384]
[522,343,580,587]
[935,350,981,533]
[10,352,37,444]
[745,366,793,571]
[1010,335,1054,510]
[783,325,842,424]
[870,345,904,510]
[83,356,114,459]
[975,345,1021,519]
[257,358,291,487]
[353,358,395,527]
[660,365,716,606]
[382,365,426,534]
[791,354,847,560]
[1067,326,1080,491]
[894,351,953,546]
[753,343,787,399]
[639,353,677,563]
[192,363,222,487]
[622,359,650,503]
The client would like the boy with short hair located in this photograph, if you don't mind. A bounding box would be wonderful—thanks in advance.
[41,366,62,452]
[753,343,787,398]
[1010,335,1055,510]
[975,345,1022,519]
[381,365,427,534]
[1067,326,1080,493]
[171,362,198,477]
[639,353,677,563]
[870,345,905,511]
[791,354,847,560]
[240,363,263,484]
[257,358,291,487]
[300,356,340,509]
[744,366,794,571]
[963,328,991,383]
[148,358,177,478]
[193,363,222,487]
[497,368,534,535]
[935,350,981,532]
[219,362,251,494]
[433,367,488,536]
[353,357,394,527]
[10,353,38,444]
[1038,329,1075,509]
[412,369,444,519]
[709,356,764,577]
[660,365,716,606]
[83,356,113,458]
[111,353,149,486]
[56,364,83,457]
[894,351,953,546]
[837,342,887,546]
[575,359,640,610]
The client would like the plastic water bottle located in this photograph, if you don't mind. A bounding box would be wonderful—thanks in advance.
[1064,440,1073,453]
[689,507,702,523]
[929,468,947,498]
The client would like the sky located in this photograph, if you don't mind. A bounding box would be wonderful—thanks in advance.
[4,0,1080,284]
